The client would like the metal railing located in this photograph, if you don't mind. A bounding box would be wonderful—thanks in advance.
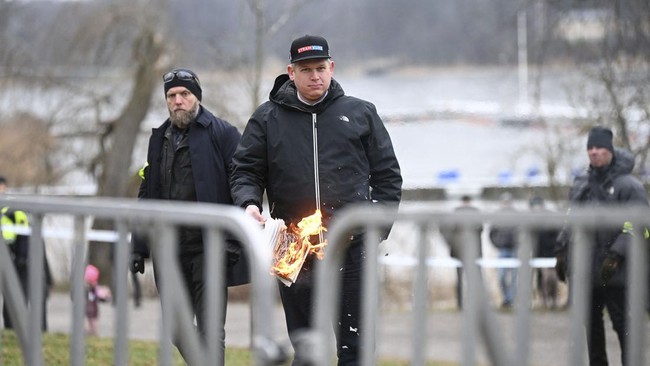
[0,195,285,366]
[304,204,649,366]
[2,196,649,365]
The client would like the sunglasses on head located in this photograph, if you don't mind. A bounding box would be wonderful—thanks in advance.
[162,70,201,86]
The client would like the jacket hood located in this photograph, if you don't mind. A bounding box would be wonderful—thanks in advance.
[610,148,635,176]
[592,148,635,179]
[268,73,345,113]
[571,147,636,201]
[269,74,291,101]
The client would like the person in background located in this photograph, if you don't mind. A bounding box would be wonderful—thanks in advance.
[130,68,248,364]
[230,35,402,365]
[555,126,649,366]
[489,191,518,308]
[440,195,483,309]
[1,175,53,331]
[529,196,560,309]
[84,264,100,336]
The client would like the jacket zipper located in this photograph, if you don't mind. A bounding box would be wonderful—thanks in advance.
[312,113,324,243]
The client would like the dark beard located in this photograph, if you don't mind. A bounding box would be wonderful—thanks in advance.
[169,103,199,129]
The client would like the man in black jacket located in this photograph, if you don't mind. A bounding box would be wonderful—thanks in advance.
[131,68,248,364]
[555,126,649,366]
[230,35,402,365]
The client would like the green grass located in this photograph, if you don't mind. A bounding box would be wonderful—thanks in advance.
[2,330,184,365]
[1,330,453,365]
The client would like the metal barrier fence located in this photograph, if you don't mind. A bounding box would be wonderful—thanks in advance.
[1,196,649,365]
[0,195,285,366]
[304,204,649,366]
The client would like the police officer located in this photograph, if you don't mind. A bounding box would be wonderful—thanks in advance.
[1,176,52,331]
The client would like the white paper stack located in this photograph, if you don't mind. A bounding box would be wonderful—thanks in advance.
[262,218,312,287]
[262,218,286,250]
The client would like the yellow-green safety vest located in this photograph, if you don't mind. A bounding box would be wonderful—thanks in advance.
[138,162,149,180]
[1,207,29,244]
[621,221,650,240]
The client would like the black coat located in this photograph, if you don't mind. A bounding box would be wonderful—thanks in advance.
[558,148,649,287]
[230,74,402,227]
[136,106,249,286]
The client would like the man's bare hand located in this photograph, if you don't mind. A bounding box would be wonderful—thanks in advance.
[245,204,266,225]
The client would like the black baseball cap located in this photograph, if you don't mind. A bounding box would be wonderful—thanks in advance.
[290,35,331,63]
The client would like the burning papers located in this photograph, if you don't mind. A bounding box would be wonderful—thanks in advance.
[262,210,327,287]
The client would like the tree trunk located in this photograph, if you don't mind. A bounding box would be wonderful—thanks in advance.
[89,29,166,284]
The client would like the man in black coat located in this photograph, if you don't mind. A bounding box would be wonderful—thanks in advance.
[555,126,649,366]
[131,68,248,364]
[230,35,402,365]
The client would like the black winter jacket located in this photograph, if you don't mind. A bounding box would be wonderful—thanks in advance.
[136,106,249,286]
[558,148,649,287]
[230,74,402,227]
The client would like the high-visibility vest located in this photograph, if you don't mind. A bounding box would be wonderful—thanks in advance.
[138,161,149,180]
[1,207,29,245]
[622,221,650,240]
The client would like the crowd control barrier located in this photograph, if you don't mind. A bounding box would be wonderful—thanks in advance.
[2,196,649,365]
[301,204,649,366]
[0,195,286,366]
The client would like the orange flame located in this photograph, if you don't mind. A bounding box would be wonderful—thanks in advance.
[272,209,327,279]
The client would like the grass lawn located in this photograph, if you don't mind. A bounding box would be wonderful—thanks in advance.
[1,330,453,365]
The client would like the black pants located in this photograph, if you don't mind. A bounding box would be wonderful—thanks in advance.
[154,252,228,365]
[131,271,142,307]
[2,265,48,331]
[279,239,364,366]
[587,286,627,366]
[455,267,463,309]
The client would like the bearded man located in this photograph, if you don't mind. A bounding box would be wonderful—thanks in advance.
[131,68,248,365]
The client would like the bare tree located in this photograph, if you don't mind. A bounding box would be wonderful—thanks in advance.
[244,0,309,112]
[94,30,167,198]
[573,2,650,177]
[521,0,650,192]
[0,1,171,280]
[0,113,59,187]
[53,1,172,278]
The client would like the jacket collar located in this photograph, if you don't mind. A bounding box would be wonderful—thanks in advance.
[269,74,344,113]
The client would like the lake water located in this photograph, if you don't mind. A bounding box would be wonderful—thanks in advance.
[336,67,587,190]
